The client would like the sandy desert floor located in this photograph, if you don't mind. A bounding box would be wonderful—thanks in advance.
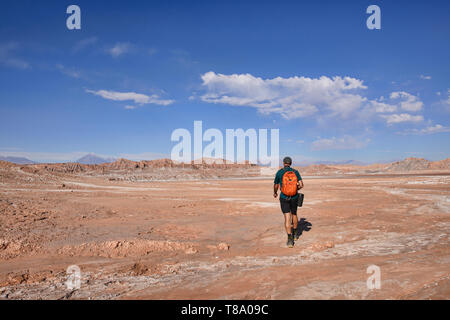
[0,173,449,299]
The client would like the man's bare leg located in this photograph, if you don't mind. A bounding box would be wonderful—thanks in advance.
[284,212,295,247]
[284,212,292,234]
[292,214,298,230]
[292,213,300,239]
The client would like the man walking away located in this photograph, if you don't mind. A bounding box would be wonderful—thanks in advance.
[273,156,304,248]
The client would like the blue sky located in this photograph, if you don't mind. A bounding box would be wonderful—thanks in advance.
[0,0,449,163]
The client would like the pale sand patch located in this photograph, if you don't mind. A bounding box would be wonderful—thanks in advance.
[2,188,154,194]
[246,202,279,208]
[217,198,249,202]
[63,181,166,191]
[56,239,196,258]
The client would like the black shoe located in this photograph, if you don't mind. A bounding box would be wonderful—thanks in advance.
[286,234,294,248]
[293,228,300,240]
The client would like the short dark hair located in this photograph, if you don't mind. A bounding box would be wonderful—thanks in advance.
[283,156,292,165]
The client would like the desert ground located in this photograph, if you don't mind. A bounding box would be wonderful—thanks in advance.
[0,159,449,299]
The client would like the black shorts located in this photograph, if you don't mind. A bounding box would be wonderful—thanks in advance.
[280,197,298,215]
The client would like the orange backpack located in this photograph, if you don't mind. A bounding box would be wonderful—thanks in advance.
[281,170,298,196]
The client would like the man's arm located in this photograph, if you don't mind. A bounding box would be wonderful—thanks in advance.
[296,170,304,190]
[273,170,281,198]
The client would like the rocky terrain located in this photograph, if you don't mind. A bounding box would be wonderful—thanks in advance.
[3,156,448,183]
[297,157,450,176]
[0,157,449,299]
[4,158,261,182]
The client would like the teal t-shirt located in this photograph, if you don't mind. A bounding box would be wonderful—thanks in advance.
[274,166,302,199]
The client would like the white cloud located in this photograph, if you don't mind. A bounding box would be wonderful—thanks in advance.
[73,37,98,52]
[381,113,424,124]
[439,89,450,110]
[370,100,397,113]
[419,124,450,134]
[87,90,149,104]
[56,64,81,79]
[445,96,450,107]
[124,105,137,110]
[311,135,370,151]
[107,42,132,58]
[197,71,431,130]
[0,42,30,70]
[398,124,450,135]
[199,71,368,119]
[86,89,175,106]
[372,92,426,124]
[420,75,432,80]
[390,91,423,112]
[171,49,198,67]
[3,58,29,69]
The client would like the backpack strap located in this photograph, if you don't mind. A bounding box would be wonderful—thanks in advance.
[280,168,286,199]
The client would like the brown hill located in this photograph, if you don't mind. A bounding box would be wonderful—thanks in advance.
[0,160,17,169]
[384,157,430,172]
[17,158,257,174]
[1,157,449,182]
[0,158,260,183]
[384,157,450,172]
[298,164,345,176]
[429,158,450,170]
[296,157,450,175]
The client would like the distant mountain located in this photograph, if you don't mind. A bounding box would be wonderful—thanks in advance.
[0,156,36,164]
[384,157,432,172]
[370,158,402,164]
[296,160,367,166]
[75,154,115,165]
[314,160,367,166]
